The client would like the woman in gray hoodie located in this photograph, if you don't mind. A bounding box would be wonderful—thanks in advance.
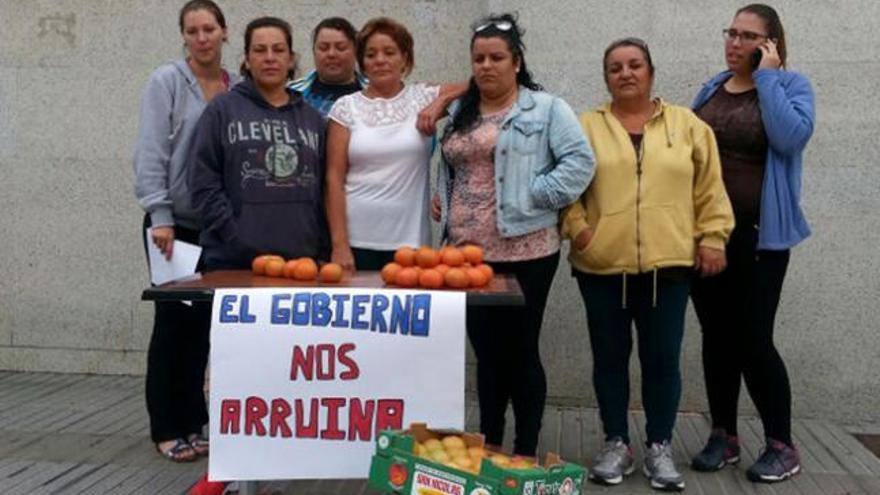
[132,0,235,462]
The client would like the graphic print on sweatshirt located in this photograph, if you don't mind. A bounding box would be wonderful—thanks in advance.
[227,117,321,191]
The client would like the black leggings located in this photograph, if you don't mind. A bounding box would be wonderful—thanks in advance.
[142,215,211,443]
[466,252,559,457]
[691,219,793,446]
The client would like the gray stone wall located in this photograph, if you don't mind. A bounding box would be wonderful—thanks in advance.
[1,0,877,424]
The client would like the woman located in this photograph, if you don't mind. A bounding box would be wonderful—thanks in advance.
[189,17,328,269]
[133,0,232,462]
[690,4,815,483]
[325,17,465,270]
[437,14,594,459]
[561,38,733,491]
[288,16,368,117]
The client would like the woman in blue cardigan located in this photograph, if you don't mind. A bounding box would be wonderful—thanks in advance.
[690,3,815,484]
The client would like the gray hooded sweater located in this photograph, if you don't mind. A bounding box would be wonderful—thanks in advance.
[133,59,235,230]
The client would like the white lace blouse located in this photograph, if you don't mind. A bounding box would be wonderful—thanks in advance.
[328,83,440,250]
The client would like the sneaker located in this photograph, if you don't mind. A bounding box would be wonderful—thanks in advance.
[692,429,741,471]
[746,438,801,483]
[643,441,685,492]
[589,437,635,485]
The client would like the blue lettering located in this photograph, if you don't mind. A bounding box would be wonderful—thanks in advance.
[239,295,256,323]
[292,293,311,326]
[389,295,412,335]
[219,294,238,323]
[411,294,431,336]
[311,293,331,326]
[371,295,389,333]
[351,295,369,330]
[271,294,291,324]
[331,294,350,328]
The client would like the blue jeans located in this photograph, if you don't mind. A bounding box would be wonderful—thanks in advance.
[575,269,691,445]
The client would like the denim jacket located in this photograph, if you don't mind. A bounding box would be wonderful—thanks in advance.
[438,87,595,240]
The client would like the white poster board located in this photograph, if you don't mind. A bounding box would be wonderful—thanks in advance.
[208,287,466,481]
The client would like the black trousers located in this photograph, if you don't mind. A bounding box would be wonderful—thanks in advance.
[352,247,396,271]
[691,219,793,445]
[142,215,211,443]
[466,251,559,457]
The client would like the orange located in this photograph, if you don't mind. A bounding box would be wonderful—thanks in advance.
[319,263,344,283]
[283,259,300,278]
[434,263,451,276]
[476,263,494,281]
[265,258,285,277]
[252,255,270,275]
[395,267,419,288]
[394,246,416,267]
[381,262,402,285]
[293,258,319,281]
[466,267,489,288]
[418,269,444,289]
[441,247,465,267]
[444,268,469,289]
[461,245,484,265]
[415,247,440,268]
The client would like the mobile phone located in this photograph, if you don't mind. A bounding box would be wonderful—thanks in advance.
[750,48,763,69]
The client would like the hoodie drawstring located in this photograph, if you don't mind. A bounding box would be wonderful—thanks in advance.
[652,267,658,308]
[621,272,627,309]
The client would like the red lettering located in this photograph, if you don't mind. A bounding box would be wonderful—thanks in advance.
[295,398,319,438]
[269,398,292,437]
[244,397,268,436]
[338,343,360,380]
[220,399,241,434]
[375,399,405,431]
[320,397,346,440]
[290,345,315,381]
[316,344,335,380]
[348,398,375,441]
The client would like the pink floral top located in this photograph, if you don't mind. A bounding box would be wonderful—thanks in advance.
[441,109,560,262]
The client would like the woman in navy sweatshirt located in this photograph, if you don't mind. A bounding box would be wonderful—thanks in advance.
[189,17,329,269]
[690,3,815,484]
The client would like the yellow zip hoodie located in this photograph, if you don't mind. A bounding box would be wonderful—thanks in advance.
[561,99,734,275]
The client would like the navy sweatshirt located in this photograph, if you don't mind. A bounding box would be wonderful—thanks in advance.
[188,79,329,269]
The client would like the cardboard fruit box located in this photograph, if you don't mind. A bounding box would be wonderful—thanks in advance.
[368,423,587,495]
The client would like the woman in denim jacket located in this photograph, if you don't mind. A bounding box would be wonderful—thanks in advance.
[434,13,594,459]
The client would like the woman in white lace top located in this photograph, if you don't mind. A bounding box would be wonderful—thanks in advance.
[326,16,465,270]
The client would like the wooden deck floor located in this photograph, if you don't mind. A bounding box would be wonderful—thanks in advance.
[1,371,879,494]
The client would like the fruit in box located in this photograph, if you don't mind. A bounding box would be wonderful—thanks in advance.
[368,423,587,494]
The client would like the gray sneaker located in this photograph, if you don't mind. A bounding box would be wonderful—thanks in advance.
[746,438,801,483]
[643,441,685,492]
[589,437,635,485]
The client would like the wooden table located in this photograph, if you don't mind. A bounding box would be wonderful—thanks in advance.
[142,269,524,306]
[142,270,523,494]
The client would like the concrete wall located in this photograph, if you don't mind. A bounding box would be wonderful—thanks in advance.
[1,0,877,424]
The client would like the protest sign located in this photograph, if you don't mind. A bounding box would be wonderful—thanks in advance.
[208,287,466,480]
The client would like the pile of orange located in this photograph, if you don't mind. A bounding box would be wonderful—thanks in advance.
[251,255,344,283]
[381,245,494,290]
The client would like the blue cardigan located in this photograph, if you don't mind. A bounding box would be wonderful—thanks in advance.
[693,69,815,250]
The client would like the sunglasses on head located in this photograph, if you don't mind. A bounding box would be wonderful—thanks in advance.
[474,20,513,33]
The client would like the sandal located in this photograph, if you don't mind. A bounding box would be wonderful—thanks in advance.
[157,438,197,463]
[187,433,210,457]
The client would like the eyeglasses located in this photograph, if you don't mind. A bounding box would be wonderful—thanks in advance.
[722,28,768,43]
[474,20,513,33]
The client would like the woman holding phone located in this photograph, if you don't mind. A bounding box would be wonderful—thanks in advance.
[690,3,815,484]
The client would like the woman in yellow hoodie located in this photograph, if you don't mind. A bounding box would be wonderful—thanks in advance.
[561,38,734,491]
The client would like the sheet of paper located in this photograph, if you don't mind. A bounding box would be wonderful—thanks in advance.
[145,228,202,285]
